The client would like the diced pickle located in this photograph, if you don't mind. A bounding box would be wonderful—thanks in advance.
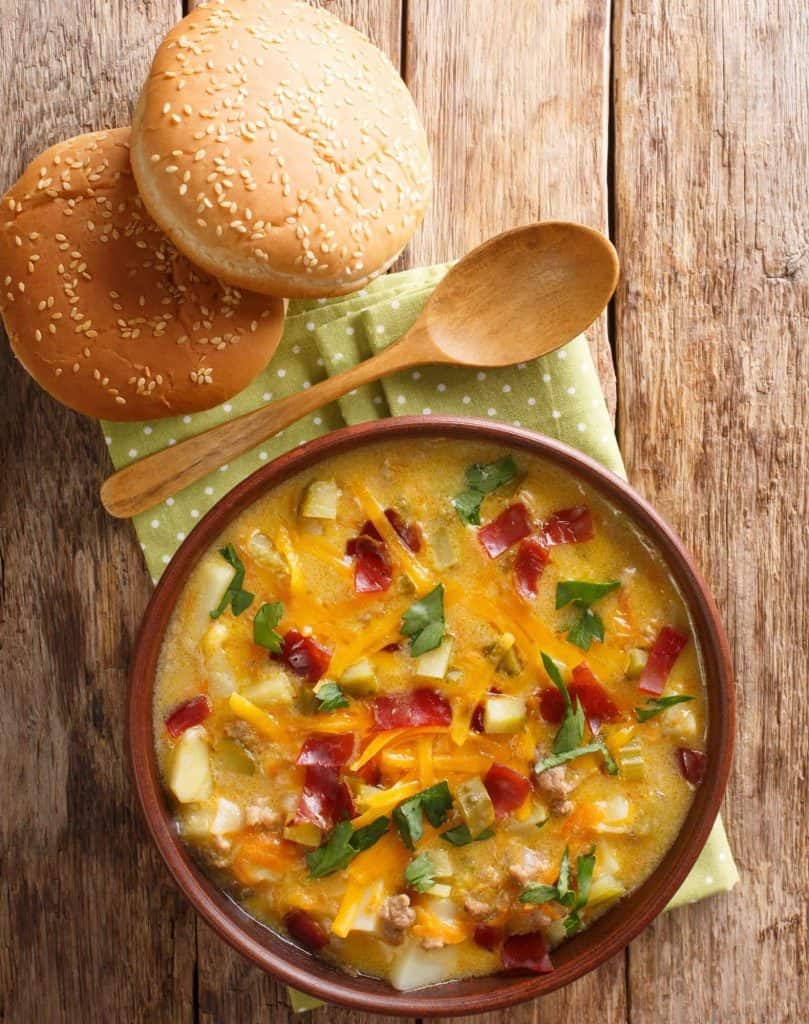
[455,777,496,836]
[340,659,379,696]
[614,736,645,780]
[213,738,255,775]
[300,479,341,519]
[430,882,452,898]
[485,633,522,676]
[483,694,527,734]
[246,530,289,576]
[625,648,649,679]
[427,848,454,878]
[240,667,295,707]
[588,873,627,905]
[431,527,458,570]
[416,638,454,680]
[283,822,324,848]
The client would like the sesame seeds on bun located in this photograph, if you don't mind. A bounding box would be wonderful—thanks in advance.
[0,128,285,421]
[130,0,432,299]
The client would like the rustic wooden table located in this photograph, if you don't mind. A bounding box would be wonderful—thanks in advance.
[1,2,806,1022]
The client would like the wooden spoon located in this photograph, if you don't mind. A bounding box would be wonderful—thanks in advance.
[101,222,619,518]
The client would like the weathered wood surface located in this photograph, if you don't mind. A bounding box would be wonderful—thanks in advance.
[0,1,806,1022]
[612,2,809,1023]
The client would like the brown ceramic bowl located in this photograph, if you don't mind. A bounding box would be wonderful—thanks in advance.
[128,417,734,1016]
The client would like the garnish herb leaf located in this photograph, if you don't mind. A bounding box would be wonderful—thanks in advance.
[420,781,453,828]
[253,601,284,652]
[535,739,619,776]
[315,681,350,712]
[392,794,424,850]
[635,694,695,722]
[401,585,446,656]
[573,849,596,909]
[453,456,517,525]
[306,817,389,877]
[566,608,605,652]
[210,544,254,619]
[518,884,560,905]
[404,853,436,893]
[542,650,584,754]
[520,846,597,935]
[440,824,495,847]
[555,579,621,610]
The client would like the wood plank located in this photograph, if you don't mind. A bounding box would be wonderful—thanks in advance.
[0,3,191,1023]
[186,3,410,1021]
[404,2,624,1022]
[404,0,617,420]
[613,1,809,1021]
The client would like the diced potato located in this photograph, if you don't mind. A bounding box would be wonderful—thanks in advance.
[300,479,341,520]
[240,666,295,706]
[595,842,621,877]
[486,633,522,676]
[186,556,238,644]
[455,777,495,835]
[429,883,452,899]
[179,804,213,838]
[246,530,289,577]
[592,794,632,833]
[415,638,454,680]
[201,622,238,698]
[662,705,699,744]
[431,526,458,570]
[588,873,627,905]
[483,694,527,734]
[389,941,460,991]
[169,725,212,804]
[545,918,567,947]
[625,647,648,679]
[210,797,244,836]
[340,879,386,936]
[340,659,379,696]
[283,822,323,848]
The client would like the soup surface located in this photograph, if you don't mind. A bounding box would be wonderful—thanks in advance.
[154,438,708,990]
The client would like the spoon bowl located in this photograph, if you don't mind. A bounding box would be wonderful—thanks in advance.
[101,221,619,518]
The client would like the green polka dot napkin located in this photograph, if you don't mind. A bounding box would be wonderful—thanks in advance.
[101,264,737,1001]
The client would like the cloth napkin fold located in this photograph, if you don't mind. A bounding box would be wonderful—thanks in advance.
[102,264,737,1000]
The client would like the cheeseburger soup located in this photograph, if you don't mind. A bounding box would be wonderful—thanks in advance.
[154,439,707,990]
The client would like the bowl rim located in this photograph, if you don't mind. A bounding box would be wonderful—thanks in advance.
[128,415,735,1016]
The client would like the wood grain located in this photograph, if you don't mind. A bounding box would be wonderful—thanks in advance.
[404,0,616,419]
[0,4,192,1023]
[613,1,809,1022]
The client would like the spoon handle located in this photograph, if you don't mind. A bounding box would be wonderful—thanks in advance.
[100,328,436,518]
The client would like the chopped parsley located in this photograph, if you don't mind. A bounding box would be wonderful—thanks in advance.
[252,601,284,651]
[404,853,436,893]
[305,816,389,878]
[452,456,517,525]
[210,544,254,618]
[439,824,496,847]
[541,651,584,754]
[635,694,695,722]
[401,584,446,656]
[555,578,620,652]
[535,739,618,776]
[314,681,350,712]
[520,846,596,935]
[392,781,453,849]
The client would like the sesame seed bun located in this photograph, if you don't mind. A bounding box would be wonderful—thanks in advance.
[0,127,285,421]
[130,0,432,299]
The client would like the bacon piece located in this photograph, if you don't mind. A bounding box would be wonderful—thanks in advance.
[638,626,689,695]
[355,758,381,786]
[676,747,707,786]
[371,688,452,731]
[284,909,329,952]
[514,536,549,598]
[273,629,331,683]
[478,502,533,558]
[537,687,565,724]
[345,520,382,554]
[384,507,422,553]
[295,765,355,830]
[473,924,503,951]
[296,732,355,768]
[346,520,393,594]
[484,763,531,818]
[470,702,486,733]
[541,505,593,546]
[570,663,622,733]
[165,695,211,739]
[501,931,553,974]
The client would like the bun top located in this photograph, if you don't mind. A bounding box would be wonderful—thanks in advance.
[0,128,284,421]
[130,0,431,299]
